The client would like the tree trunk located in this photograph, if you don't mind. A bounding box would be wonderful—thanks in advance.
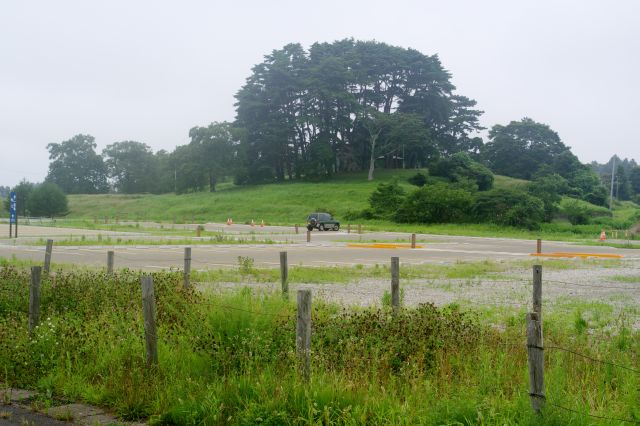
[368,135,377,181]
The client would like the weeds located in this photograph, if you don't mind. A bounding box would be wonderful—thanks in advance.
[0,267,637,424]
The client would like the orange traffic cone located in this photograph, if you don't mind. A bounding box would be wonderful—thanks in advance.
[599,231,606,241]
[251,219,255,227]
[260,220,265,227]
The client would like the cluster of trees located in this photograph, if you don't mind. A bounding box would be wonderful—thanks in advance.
[590,157,640,203]
[7,39,630,227]
[3,180,68,218]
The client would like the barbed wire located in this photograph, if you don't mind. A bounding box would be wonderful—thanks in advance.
[543,398,640,424]
[545,345,639,373]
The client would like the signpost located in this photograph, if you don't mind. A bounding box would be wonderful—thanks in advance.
[9,191,17,238]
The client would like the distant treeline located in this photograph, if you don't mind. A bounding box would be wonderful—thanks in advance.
[7,39,640,210]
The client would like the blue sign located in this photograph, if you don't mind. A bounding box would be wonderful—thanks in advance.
[9,191,16,224]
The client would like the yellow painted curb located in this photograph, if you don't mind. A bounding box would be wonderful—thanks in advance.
[347,243,424,249]
[530,252,623,259]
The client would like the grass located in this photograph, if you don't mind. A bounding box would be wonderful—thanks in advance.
[0,267,637,424]
[26,235,284,247]
[611,275,640,283]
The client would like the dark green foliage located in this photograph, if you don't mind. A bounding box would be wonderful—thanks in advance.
[368,181,406,219]
[483,118,567,180]
[431,152,494,191]
[102,141,159,194]
[528,174,569,221]
[46,134,109,194]
[630,166,640,194]
[395,183,473,223]
[235,39,481,183]
[562,200,591,225]
[473,188,545,230]
[26,182,68,217]
[408,172,428,187]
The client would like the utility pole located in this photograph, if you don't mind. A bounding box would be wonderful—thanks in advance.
[609,156,616,210]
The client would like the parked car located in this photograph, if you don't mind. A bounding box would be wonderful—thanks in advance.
[306,212,340,231]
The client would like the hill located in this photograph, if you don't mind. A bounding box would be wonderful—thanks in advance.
[66,170,525,224]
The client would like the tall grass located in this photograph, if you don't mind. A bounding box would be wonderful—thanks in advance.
[1,267,638,424]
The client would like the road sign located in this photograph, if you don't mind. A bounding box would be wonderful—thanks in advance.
[9,191,16,224]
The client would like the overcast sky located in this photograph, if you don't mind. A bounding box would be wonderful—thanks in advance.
[1,0,638,187]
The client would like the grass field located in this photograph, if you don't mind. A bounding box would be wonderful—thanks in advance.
[59,170,639,242]
[0,266,638,424]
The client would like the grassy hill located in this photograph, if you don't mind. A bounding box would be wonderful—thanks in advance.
[64,170,638,240]
[66,170,526,223]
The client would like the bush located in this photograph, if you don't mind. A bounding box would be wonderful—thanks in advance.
[430,152,494,191]
[473,189,545,229]
[26,182,68,217]
[560,198,611,225]
[394,183,473,223]
[368,181,406,219]
[408,172,428,187]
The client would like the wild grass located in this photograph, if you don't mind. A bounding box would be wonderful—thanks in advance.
[27,235,283,247]
[0,267,638,424]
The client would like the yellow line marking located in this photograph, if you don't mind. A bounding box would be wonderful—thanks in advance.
[530,252,623,259]
[347,243,424,249]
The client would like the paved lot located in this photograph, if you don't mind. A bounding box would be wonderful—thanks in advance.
[0,224,636,270]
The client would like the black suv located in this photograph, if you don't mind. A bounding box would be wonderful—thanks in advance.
[306,212,340,231]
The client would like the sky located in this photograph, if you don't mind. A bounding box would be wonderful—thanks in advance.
[1,0,639,187]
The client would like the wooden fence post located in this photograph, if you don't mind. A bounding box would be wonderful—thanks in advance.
[347,224,351,234]
[536,239,542,254]
[141,275,158,366]
[44,239,54,274]
[183,247,191,289]
[391,257,400,313]
[295,224,299,234]
[280,251,289,298]
[357,224,362,234]
[297,289,312,383]
[533,265,542,320]
[411,233,416,249]
[306,230,311,243]
[526,312,545,413]
[29,266,42,335]
[107,251,114,275]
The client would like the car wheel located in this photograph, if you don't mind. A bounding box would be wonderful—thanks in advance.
[319,224,325,231]
[333,224,340,231]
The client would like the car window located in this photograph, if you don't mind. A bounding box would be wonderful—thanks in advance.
[319,213,331,221]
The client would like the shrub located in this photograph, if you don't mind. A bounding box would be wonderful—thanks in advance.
[430,152,494,191]
[473,188,545,229]
[394,183,473,223]
[26,182,68,217]
[368,181,406,219]
[408,172,428,187]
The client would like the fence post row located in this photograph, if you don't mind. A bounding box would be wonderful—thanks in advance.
[280,251,289,298]
[141,275,158,366]
[43,239,54,274]
[183,247,191,290]
[296,289,312,383]
[107,251,115,275]
[411,233,416,249]
[391,256,400,313]
[526,312,545,413]
[29,266,42,335]
[536,239,542,254]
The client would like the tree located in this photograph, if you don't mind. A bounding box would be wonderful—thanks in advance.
[528,174,569,221]
[26,183,68,217]
[368,181,406,219]
[188,122,238,191]
[394,183,473,223]
[482,118,568,180]
[46,134,108,194]
[234,40,482,183]
[430,152,494,191]
[102,141,158,193]
[630,166,640,195]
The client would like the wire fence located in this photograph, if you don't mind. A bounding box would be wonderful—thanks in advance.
[2,244,640,422]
